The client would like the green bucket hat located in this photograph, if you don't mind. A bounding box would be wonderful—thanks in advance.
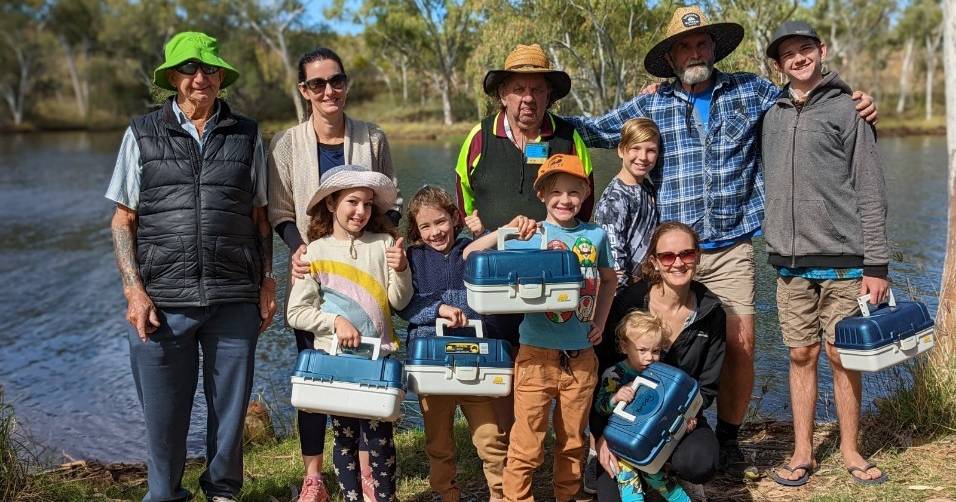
[152,31,240,91]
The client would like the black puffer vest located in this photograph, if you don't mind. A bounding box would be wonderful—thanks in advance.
[470,113,576,229]
[131,98,260,307]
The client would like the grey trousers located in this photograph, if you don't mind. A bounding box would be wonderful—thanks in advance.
[128,302,259,502]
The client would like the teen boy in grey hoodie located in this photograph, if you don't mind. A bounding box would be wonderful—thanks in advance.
[760,21,890,488]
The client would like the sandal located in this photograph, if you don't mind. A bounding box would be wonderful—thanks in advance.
[770,462,814,487]
[848,462,888,486]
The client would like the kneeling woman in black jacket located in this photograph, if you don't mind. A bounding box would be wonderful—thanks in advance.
[591,221,726,500]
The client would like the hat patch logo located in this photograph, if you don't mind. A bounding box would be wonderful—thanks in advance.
[682,13,701,27]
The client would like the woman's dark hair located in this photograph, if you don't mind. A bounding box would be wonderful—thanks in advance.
[638,221,700,285]
[297,47,346,83]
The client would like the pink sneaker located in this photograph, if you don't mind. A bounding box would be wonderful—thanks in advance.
[299,474,330,502]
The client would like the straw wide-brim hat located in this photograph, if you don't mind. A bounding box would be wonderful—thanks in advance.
[305,165,398,215]
[483,44,572,102]
[153,31,240,91]
[643,6,744,79]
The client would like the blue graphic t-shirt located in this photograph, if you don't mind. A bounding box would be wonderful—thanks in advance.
[690,82,716,130]
[508,220,613,350]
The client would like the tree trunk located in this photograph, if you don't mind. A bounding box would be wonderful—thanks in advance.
[400,54,409,105]
[927,32,936,121]
[897,37,915,115]
[439,71,454,125]
[59,36,89,120]
[937,0,956,358]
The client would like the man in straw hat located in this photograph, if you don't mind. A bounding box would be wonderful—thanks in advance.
[106,31,275,501]
[566,5,878,486]
[455,43,595,234]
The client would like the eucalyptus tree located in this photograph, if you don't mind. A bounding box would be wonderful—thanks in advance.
[361,0,479,125]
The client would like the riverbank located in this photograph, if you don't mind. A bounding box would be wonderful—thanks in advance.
[8,415,955,501]
[1,115,945,142]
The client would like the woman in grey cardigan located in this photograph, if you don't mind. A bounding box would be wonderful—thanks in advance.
[267,47,399,502]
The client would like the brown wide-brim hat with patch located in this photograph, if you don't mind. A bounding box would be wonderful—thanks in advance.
[644,6,744,79]
[483,44,572,102]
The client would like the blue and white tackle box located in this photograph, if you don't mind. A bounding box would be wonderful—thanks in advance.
[464,227,583,314]
[835,291,935,372]
[291,336,405,421]
[405,320,514,397]
[603,362,703,474]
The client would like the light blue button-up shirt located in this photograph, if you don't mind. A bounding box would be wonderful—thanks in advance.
[105,100,267,210]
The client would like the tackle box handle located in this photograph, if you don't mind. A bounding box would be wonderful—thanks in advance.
[497,225,547,250]
[612,375,659,423]
[436,318,485,338]
[857,290,897,318]
[328,334,382,360]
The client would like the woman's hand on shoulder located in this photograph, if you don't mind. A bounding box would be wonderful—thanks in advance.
[386,237,408,272]
[291,244,310,281]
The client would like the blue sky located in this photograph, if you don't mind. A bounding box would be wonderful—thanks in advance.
[302,0,364,35]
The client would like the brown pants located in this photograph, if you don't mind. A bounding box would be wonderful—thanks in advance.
[420,394,509,501]
[503,346,598,502]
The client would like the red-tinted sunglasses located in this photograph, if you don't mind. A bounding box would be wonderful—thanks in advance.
[655,249,698,267]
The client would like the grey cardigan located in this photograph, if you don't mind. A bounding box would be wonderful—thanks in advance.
[760,71,889,276]
[267,115,400,243]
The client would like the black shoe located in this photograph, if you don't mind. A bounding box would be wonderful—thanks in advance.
[582,450,598,494]
[719,441,758,478]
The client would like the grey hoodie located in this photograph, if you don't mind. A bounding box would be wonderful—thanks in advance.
[760,71,889,276]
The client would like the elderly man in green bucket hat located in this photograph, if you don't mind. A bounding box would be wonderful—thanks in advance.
[105,31,276,502]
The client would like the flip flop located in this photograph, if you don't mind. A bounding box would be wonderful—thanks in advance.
[848,462,889,486]
[770,463,814,487]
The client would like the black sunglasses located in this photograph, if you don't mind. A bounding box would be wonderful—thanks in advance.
[300,73,348,93]
[175,61,220,76]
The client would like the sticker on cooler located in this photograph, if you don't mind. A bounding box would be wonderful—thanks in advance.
[404,319,514,397]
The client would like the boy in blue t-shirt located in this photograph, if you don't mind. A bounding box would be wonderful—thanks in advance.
[464,153,617,501]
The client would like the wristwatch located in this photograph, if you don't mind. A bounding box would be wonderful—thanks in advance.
[263,271,278,282]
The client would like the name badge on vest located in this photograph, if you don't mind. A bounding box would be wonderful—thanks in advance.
[524,142,549,164]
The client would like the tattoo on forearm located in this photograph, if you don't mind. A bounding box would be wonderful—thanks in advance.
[111,224,143,291]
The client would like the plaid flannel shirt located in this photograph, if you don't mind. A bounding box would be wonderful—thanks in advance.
[565,71,781,245]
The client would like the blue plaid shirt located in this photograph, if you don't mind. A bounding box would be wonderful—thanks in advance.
[566,71,781,245]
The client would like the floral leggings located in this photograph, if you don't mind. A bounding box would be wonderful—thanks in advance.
[331,416,397,502]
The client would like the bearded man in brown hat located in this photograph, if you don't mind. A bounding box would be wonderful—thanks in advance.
[570,5,879,493]
[455,43,594,234]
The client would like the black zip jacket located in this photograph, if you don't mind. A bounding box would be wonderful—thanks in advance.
[590,280,726,438]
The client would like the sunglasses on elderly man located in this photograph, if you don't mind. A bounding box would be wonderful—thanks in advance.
[175,61,220,76]
[300,73,349,93]
[655,249,698,267]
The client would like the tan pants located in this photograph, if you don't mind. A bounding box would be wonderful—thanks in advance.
[503,346,598,502]
[420,394,509,501]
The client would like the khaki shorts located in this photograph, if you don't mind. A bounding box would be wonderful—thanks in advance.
[696,240,756,316]
[776,276,862,348]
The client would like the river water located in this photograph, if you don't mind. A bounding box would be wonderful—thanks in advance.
[0,131,944,462]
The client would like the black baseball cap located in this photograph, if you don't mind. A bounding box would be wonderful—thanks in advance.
[766,21,822,60]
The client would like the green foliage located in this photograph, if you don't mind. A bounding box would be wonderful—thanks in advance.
[0,0,948,128]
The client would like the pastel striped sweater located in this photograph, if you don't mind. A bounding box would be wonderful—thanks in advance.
[286,232,413,350]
